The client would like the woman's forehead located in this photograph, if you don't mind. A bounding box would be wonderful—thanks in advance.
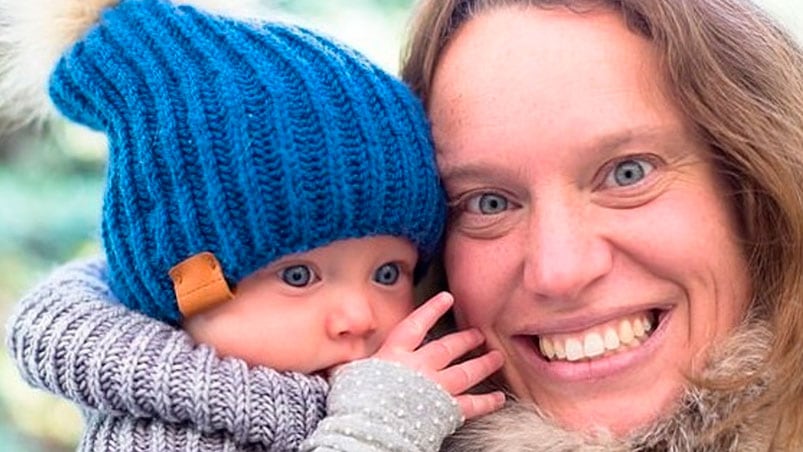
[429,8,682,150]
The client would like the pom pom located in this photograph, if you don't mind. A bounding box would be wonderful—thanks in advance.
[0,0,119,134]
[0,0,262,135]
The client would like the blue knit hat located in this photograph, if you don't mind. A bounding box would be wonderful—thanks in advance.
[47,0,445,324]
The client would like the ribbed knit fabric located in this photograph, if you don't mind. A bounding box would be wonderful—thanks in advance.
[6,258,328,450]
[6,259,464,451]
[48,0,445,323]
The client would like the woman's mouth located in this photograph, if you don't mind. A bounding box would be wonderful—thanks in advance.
[533,310,663,362]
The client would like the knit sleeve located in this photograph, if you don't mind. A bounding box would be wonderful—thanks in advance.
[5,258,328,450]
[79,410,263,452]
[300,359,463,452]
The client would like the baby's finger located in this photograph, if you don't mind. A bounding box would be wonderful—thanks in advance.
[380,292,453,351]
[414,328,484,370]
[456,391,506,420]
[437,350,504,395]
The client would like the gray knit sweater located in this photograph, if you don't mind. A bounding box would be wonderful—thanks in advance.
[5,258,461,451]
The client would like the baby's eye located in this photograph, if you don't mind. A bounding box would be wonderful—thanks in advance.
[280,265,317,287]
[465,192,510,214]
[373,262,400,285]
[605,158,654,187]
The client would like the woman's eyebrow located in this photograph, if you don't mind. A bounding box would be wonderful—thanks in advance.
[438,126,695,185]
[591,125,693,156]
[438,163,518,184]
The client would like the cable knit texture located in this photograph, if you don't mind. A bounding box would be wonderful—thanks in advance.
[80,412,260,451]
[47,0,445,324]
[6,258,329,450]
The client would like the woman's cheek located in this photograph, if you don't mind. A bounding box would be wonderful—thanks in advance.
[444,233,513,330]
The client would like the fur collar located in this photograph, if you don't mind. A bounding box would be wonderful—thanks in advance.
[443,321,781,451]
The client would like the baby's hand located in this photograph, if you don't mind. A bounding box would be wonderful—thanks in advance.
[371,291,506,420]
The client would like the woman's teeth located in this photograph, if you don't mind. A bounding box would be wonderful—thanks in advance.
[537,313,656,362]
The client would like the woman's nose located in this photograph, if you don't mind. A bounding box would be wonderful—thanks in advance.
[325,292,378,339]
[522,198,613,302]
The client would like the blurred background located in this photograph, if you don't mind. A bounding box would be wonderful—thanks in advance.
[0,0,800,450]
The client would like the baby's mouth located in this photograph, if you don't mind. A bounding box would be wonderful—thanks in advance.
[534,310,662,362]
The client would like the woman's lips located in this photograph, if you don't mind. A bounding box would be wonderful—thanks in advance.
[512,308,671,381]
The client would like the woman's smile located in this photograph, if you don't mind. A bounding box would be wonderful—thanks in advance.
[530,310,659,362]
[512,307,672,381]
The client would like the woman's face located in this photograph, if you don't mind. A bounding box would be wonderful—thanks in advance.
[429,6,751,434]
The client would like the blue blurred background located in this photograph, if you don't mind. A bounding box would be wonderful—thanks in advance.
[0,0,799,450]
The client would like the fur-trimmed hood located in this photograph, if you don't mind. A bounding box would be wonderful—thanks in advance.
[443,321,784,451]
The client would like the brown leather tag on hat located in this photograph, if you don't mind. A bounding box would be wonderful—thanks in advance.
[170,252,234,317]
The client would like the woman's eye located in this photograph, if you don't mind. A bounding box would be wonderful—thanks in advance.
[465,193,509,214]
[280,265,316,287]
[373,263,400,285]
[606,158,654,187]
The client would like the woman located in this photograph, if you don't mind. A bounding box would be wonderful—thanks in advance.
[402,0,803,449]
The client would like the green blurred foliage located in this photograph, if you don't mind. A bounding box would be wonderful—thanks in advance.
[0,1,412,450]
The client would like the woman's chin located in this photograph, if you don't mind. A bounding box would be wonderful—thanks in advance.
[531,385,683,438]
[554,407,661,438]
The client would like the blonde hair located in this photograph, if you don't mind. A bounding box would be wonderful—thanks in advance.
[402,0,803,447]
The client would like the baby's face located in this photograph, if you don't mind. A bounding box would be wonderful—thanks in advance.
[183,235,417,374]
